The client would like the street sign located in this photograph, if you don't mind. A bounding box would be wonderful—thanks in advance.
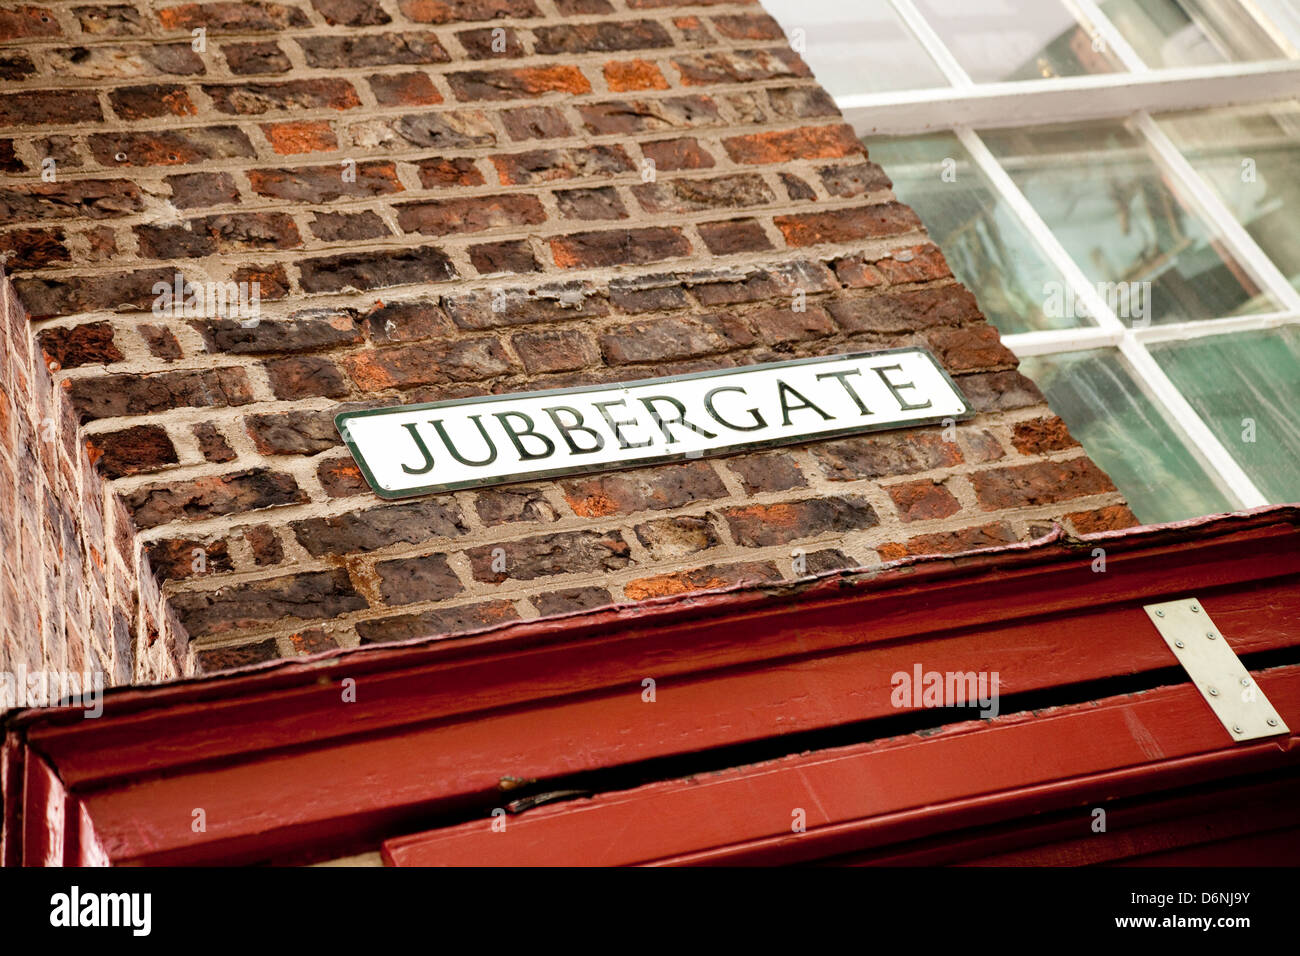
[336,347,973,499]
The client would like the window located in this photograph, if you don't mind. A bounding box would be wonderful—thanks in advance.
[764,0,1300,523]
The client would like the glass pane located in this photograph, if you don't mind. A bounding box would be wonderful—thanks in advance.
[760,0,950,96]
[915,0,1123,82]
[1152,327,1300,504]
[981,119,1282,324]
[1019,349,1235,523]
[866,131,1087,334]
[1101,0,1293,67]
[1160,100,1300,294]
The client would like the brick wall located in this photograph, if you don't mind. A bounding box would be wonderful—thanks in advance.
[0,0,1138,677]
[0,268,184,684]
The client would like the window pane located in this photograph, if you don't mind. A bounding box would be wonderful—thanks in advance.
[1101,0,1292,67]
[915,0,1122,82]
[1159,100,1300,294]
[1019,349,1234,523]
[1151,327,1300,503]
[760,0,950,96]
[981,119,1282,324]
[866,131,1087,334]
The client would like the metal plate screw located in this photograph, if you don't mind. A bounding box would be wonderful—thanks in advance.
[1208,687,1219,696]
[1268,718,1279,727]
[1155,610,1164,617]
[1232,725,1242,734]
[1241,677,1251,687]
[1174,640,1185,648]
[1190,605,1200,613]
[1206,632,1216,640]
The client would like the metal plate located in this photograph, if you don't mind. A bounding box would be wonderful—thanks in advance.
[1145,597,1289,743]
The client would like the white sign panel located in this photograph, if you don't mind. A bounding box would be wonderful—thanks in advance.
[336,348,973,499]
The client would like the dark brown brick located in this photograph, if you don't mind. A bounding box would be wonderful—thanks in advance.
[467,530,632,582]
[492,145,632,186]
[474,486,559,525]
[396,194,546,237]
[724,496,878,546]
[292,500,467,556]
[170,569,366,637]
[88,425,178,479]
[66,367,254,423]
[551,227,690,269]
[299,33,450,68]
[248,162,403,202]
[266,356,350,399]
[298,247,457,293]
[698,218,772,255]
[124,469,306,529]
[531,586,613,616]
[356,600,519,645]
[563,461,727,517]
[344,338,511,390]
[511,328,598,373]
[37,323,122,370]
[971,459,1116,511]
[815,431,963,481]
[469,239,540,275]
[374,552,463,605]
[223,41,292,75]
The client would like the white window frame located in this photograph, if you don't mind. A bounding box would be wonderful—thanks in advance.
[813,0,1300,510]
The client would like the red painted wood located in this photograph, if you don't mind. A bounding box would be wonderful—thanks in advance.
[6,508,1300,866]
[21,751,65,867]
[25,516,1300,795]
[383,667,1300,866]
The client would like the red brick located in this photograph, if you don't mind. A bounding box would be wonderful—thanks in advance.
[888,480,961,522]
[262,121,337,155]
[563,462,727,517]
[624,560,780,601]
[775,202,922,247]
[1066,504,1141,535]
[369,72,443,106]
[1011,416,1081,455]
[971,458,1116,511]
[724,124,860,164]
[551,227,690,269]
[604,59,670,92]
[447,65,591,101]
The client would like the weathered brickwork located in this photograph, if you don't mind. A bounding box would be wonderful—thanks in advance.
[0,0,1138,677]
[0,270,184,684]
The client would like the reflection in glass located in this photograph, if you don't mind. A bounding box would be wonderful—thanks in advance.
[915,0,1121,82]
[1152,327,1300,504]
[1019,349,1234,522]
[1160,100,1300,294]
[759,0,949,97]
[981,119,1280,323]
[1101,0,1292,67]
[866,132,1083,335]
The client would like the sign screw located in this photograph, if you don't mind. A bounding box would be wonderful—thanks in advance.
[1232,725,1242,734]
[1268,718,1279,727]
[1241,677,1251,687]
[1155,610,1165,617]
[1174,640,1185,648]
[1206,632,1217,640]
[1208,687,1219,696]
[1190,605,1200,613]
